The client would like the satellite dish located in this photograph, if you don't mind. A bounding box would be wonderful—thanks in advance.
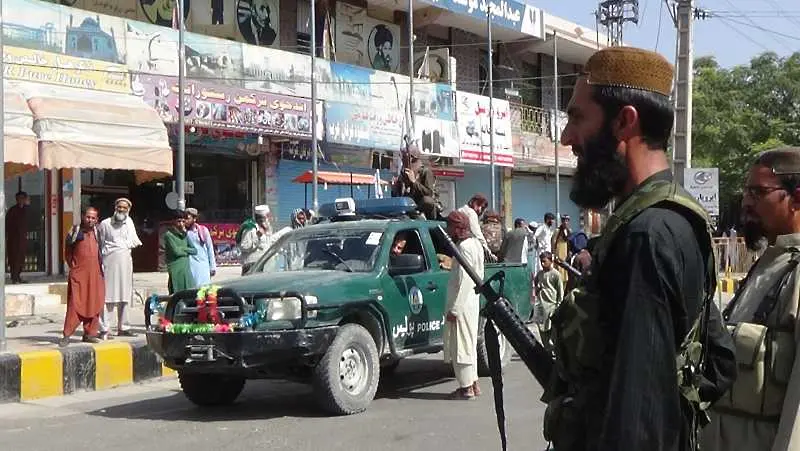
[165,191,179,210]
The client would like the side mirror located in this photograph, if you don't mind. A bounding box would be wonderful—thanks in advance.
[389,254,425,276]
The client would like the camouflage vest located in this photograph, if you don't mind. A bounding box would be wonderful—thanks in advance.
[542,178,717,448]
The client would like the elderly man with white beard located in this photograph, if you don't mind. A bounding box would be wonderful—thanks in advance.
[96,198,142,338]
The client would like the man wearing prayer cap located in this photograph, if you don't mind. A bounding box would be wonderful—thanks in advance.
[96,197,142,338]
[702,147,800,451]
[537,47,736,451]
[238,204,273,275]
[443,210,483,399]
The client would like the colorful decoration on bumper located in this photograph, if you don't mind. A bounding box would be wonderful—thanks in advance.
[207,285,221,324]
[161,284,240,334]
[196,286,209,323]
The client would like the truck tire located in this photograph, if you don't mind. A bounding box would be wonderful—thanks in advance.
[179,372,245,407]
[477,322,513,377]
[313,323,380,415]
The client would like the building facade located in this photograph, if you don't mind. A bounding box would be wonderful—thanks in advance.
[6,0,605,276]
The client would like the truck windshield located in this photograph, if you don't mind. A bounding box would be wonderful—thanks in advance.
[251,228,385,273]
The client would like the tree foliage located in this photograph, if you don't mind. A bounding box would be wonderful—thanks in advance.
[692,52,800,222]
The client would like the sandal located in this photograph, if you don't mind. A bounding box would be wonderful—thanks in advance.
[449,387,475,400]
[472,381,481,397]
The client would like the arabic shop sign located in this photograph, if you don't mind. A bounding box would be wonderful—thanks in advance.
[138,75,312,138]
[324,101,405,151]
[3,46,131,94]
[419,0,543,37]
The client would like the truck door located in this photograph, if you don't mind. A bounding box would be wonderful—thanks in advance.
[423,226,456,346]
[381,228,446,351]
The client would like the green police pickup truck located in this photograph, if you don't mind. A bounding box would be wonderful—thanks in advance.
[145,197,533,415]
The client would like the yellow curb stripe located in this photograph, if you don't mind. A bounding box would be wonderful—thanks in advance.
[18,350,63,401]
[94,342,133,390]
[161,363,176,377]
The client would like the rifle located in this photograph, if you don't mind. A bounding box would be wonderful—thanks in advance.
[437,225,555,451]
[553,255,582,279]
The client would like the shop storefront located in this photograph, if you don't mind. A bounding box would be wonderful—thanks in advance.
[130,75,314,269]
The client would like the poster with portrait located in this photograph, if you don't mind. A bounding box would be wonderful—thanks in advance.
[335,3,400,73]
[235,0,280,47]
[139,0,191,27]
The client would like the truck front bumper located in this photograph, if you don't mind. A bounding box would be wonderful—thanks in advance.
[146,326,338,376]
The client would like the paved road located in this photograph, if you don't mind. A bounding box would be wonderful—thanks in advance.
[0,355,549,451]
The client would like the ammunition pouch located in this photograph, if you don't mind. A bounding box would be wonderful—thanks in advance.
[543,394,585,449]
[713,322,794,421]
[550,288,606,381]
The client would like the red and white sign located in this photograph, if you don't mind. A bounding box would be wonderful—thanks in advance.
[456,91,513,167]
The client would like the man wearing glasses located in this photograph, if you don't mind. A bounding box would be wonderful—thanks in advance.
[703,146,800,451]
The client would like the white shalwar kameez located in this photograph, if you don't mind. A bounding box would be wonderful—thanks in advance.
[96,216,142,333]
[443,236,484,388]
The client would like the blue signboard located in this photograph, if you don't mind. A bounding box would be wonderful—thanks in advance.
[325,102,406,151]
[419,0,543,37]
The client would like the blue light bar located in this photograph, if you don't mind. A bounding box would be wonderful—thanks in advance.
[318,197,418,218]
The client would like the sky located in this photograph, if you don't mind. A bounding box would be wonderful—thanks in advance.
[532,0,799,68]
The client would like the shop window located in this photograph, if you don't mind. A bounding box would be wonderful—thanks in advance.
[5,172,47,273]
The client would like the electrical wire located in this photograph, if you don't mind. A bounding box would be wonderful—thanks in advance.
[717,0,794,50]
[714,17,771,51]
[655,0,665,51]
[717,16,800,42]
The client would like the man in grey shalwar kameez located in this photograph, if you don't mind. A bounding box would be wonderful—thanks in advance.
[96,198,142,338]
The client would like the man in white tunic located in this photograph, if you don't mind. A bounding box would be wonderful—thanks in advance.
[239,204,273,274]
[443,210,484,400]
[702,147,800,451]
[96,198,142,338]
[457,193,497,262]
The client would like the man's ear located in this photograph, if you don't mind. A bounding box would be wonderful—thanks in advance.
[614,105,640,142]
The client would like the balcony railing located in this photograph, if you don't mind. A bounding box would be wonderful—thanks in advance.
[509,102,551,137]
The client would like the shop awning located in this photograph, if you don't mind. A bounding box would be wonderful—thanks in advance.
[4,83,38,179]
[292,170,389,186]
[16,82,173,183]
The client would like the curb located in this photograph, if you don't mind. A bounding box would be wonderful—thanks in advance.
[0,340,174,403]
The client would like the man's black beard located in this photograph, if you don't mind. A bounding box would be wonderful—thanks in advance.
[742,219,768,251]
[569,125,629,210]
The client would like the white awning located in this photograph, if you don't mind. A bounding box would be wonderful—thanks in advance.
[14,82,173,183]
[4,82,38,179]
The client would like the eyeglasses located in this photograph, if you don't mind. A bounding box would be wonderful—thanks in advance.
[743,185,785,198]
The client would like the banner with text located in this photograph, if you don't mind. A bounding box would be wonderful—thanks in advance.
[456,91,513,166]
[324,101,405,151]
[138,75,312,138]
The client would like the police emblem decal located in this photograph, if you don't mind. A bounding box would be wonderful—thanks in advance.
[408,286,424,315]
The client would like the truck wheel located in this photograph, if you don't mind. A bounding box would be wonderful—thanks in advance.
[313,323,380,415]
[477,323,512,377]
[179,372,245,407]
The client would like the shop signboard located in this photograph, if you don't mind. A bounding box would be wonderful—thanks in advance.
[325,101,405,151]
[456,91,514,166]
[138,74,313,138]
[683,168,720,216]
[418,0,544,37]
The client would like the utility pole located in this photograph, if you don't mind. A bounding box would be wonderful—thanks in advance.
[311,0,319,211]
[596,0,639,46]
[552,31,560,221]
[487,7,496,211]
[673,0,693,187]
[408,0,415,144]
[176,0,186,211]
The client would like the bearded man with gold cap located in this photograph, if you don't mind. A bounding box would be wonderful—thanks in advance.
[537,46,736,451]
[96,197,142,338]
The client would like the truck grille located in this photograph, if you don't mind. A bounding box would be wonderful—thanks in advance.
[169,292,249,324]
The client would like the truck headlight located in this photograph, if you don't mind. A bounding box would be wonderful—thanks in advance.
[305,295,318,319]
[267,298,302,321]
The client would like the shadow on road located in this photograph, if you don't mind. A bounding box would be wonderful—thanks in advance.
[85,358,458,422]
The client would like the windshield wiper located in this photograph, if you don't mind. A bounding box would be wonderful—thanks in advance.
[321,248,354,272]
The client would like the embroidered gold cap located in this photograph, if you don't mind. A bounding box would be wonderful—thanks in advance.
[583,47,674,97]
